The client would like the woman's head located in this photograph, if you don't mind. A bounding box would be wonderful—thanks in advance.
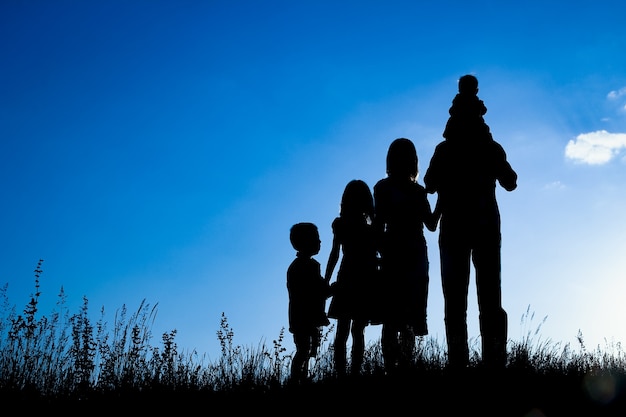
[386,138,418,181]
[340,179,374,221]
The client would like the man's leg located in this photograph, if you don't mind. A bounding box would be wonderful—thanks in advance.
[474,243,508,368]
[440,241,471,369]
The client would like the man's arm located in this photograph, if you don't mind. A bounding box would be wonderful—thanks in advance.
[494,143,517,192]
[423,144,443,194]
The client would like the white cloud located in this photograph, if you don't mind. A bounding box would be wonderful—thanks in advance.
[544,181,566,190]
[607,87,626,100]
[564,130,626,165]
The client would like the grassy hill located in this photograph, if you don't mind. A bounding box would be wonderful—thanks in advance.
[2,262,625,415]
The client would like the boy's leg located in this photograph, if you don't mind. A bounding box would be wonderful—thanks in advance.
[310,326,322,357]
[291,332,311,383]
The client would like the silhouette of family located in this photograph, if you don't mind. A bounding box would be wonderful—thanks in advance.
[287,75,517,383]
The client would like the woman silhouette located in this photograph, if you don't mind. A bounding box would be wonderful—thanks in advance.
[373,138,437,373]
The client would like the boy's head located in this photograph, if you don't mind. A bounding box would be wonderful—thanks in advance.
[458,74,479,95]
[289,222,321,256]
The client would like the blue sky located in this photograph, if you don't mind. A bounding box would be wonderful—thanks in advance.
[2,1,626,361]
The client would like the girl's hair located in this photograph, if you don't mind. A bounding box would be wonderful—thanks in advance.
[386,138,418,181]
[340,179,374,222]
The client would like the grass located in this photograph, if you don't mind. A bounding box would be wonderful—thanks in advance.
[1,260,625,415]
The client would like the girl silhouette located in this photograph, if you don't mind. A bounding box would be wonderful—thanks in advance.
[325,179,379,377]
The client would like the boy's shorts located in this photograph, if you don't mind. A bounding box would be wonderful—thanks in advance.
[293,326,322,358]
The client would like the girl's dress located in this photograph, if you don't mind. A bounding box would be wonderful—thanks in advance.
[327,215,380,324]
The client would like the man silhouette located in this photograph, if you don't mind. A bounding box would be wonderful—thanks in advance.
[424,75,517,370]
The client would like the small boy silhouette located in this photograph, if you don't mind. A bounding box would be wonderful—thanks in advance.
[442,74,492,142]
[287,222,332,384]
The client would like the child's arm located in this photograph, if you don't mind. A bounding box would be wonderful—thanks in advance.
[324,233,340,284]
